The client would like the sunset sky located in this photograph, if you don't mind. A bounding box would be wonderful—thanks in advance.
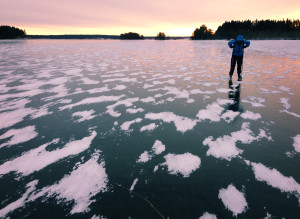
[1,0,299,36]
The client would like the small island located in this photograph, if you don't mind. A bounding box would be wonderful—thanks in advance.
[0,25,26,39]
[120,32,144,40]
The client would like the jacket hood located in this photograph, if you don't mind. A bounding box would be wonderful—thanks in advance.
[237,35,244,41]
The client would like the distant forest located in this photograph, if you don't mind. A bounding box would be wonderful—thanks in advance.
[192,19,300,40]
[0,25,26,39]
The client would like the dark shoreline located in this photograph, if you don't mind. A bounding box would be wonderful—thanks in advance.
[25,35,190,40]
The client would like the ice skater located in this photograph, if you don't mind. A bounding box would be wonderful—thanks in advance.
[228,35,250,81]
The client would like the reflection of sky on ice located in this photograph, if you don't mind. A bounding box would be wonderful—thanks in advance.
[0,39,300,218]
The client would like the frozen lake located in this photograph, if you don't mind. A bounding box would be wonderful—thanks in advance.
[0,39,300,218]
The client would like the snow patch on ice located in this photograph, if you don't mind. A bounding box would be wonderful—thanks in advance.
[242,96,265,108]
[280,98,291,110]
[0,126,38,148]
[251,162,300,201]
[221,110,240,123]
[217,88,232,93]
[240,111,262,120]
[0,180,38,218]
[126,108,144,114]
[81,78,99,85]
[145,112,197,133]
[218,184,248,217]
[120,118,142,131]
[197,99,233,122]
[29,153,108,214]
[282,110,300,118]
[0,131,96,176]
[292,135,300,153]
[152,140,166,155]
[137,140,166,163]
[140,97,155,103]
[0,108,35,130]
[0,99,30,112]
[137,151,152,163]
[72,110,96,122]
[103,77,137,83]
[140,123,158,132]
[31,106,52,119]
[203,122,271,160]
[60,95,124,110]
[106,98,139,117]
[278,86,291,92]
[199,212,217,219]
[162,153,201,177]
[87,87,110,94]
[113,85,127,90]
[130,178,138,191]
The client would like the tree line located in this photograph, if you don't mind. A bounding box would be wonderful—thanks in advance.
[0,25,26,39]
[192,19,300,40]
[2,19,300,40]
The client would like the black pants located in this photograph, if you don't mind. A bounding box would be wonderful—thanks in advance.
[229,55,243,76]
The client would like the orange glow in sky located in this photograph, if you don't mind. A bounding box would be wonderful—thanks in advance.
[0,0,299,36]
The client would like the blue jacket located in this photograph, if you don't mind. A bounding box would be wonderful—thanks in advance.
[228,35,250,56]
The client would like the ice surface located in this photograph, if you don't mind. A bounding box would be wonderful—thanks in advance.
[29,153,108,214]
[0,180,38,218]
[293,135,300,153]
[218,184,248,217]
[199,212,217,219]
[162,153,201,177]
[240,111,262,120]
[145,112,197,133]
[140,123,158,132]
[0,131,96,176]
[0,126,38,148]
[251,162,300,201]
[72,110,96,122]
[0,39,299,218]
[130,178,138,191]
